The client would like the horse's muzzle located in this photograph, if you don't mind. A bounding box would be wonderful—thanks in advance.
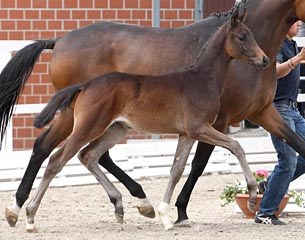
[256,55,269,70]
[260,56,270,69]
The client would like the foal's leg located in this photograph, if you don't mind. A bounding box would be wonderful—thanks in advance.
[174,142,215,226]
[25,137,89,232]
[157,135,195,230]
[5,108,74,227]
[78,123,154,223]
[174,123,226,226]
[188,123,257,212]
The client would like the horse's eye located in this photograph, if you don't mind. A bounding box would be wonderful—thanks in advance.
[239,35,247,41]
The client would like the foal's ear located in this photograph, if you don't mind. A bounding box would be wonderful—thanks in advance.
[231,8,247,28]
[239,8,247,23]
[231,9,239,28]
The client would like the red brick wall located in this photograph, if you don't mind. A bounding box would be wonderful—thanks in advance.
[203,0,235,17]
[0,0,195,150]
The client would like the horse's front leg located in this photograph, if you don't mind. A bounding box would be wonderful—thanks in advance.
[249,104,305,159]
[174,142,215,226]
[5,109,73,227]
[187,123,257,213]
[157,135,195,230]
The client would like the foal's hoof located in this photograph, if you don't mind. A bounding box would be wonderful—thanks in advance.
[26,223,38,233]
[5,207,18,227]
[164,222,174,230]
[115,212,124,224]
[174,219,192,228]
[247,200,256,213]
[137,206,156,219]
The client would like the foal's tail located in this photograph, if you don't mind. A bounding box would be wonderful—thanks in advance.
[34,84,83,128]
[0,39,57,144]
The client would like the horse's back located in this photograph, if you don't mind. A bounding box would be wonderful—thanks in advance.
[49,17,223,90]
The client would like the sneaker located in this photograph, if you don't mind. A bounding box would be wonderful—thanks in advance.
[258,180,267,194]
[255,213,286,225]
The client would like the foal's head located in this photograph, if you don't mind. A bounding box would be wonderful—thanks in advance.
[225,9,269,69]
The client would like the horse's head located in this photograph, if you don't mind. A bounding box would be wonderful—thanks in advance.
[225,8,269,70]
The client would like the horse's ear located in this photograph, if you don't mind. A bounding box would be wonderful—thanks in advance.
[231,8,247,28]
[239,8,247,23]
[231,9,239,28]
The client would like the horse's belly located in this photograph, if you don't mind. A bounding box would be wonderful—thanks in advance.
[115,115,184,135]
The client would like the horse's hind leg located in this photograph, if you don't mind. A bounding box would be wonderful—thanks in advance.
[5,108,73,227]
[25,137,85,232]
[78,123,141,223]
[97,151,152,217]
[158,135,195,230]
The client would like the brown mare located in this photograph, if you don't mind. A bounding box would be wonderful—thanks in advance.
[21,10,267,231]
[2,0,305,229]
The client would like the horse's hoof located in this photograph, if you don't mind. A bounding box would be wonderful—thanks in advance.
[5,207,18,227]
[174,219,192,228]
[247,200,256,213]
[164,222,174,230]
[115,212,124,224]
[137,206,156,218]
[26,223,38,233]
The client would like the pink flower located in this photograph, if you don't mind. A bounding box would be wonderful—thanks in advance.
[254,169,269,182]
[255,169,269,178]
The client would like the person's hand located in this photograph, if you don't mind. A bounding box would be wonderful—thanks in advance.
[296,47,305,62]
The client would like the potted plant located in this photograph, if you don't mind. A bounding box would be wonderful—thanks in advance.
[220,169,305,218]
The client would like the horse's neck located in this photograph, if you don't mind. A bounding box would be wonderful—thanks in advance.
[188,14,227,38]
[242,0,297,58]
[191,0,297,59]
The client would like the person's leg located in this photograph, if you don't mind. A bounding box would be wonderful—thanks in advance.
[256,105,296,224]
[292,110,305,180]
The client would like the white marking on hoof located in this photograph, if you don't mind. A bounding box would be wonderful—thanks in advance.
[5,203,21,227]
[135,198,155,218]
[164,221,174,230]
[9,202,21,215]
[158,202,173,230]
[115,213,124,224]
[136,198,152,208]
[26,222,38,233]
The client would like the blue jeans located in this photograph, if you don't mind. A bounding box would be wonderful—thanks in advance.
[259,102,305,215]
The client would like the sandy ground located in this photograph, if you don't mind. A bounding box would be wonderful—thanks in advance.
[1,173,305,240]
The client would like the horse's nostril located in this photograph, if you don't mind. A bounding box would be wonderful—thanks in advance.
[263,56,269,67]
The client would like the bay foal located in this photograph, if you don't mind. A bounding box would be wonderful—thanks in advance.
[24,10,268,231]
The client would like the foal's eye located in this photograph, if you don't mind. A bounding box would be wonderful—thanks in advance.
[239,34,247,41]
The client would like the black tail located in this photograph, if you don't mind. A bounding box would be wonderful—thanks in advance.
[0,39,56,144]
[34,84,83,128]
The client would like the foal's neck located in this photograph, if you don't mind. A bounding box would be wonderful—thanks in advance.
[191,25,231,84]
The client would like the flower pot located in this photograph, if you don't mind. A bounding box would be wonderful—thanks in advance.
[235,193,289,218]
